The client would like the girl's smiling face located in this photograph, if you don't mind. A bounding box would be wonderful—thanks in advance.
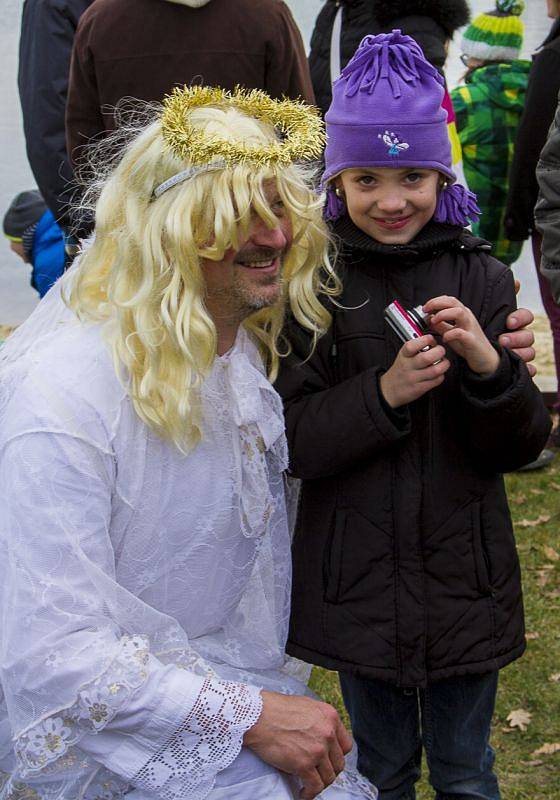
[335,167,441,245]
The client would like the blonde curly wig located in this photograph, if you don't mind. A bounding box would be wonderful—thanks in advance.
[68,101,337,452]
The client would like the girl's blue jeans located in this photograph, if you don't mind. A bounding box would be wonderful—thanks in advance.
[339,670,501,800]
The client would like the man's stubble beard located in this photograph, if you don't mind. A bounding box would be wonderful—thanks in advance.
[235,274,283,312]
[224,264,285,317]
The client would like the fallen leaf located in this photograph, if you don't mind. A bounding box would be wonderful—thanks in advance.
[501,727,516,734]
[507,708,532,732]
[543,546,560,562]
[536,570,551,588]
[532,743,560,756]
[512,494,528,505]
[526,631,540,640]
[530,488,545,496]
[517,515,551,528]
[546,589,560,599]
[523,759,544,767]
[550,482,560,490]
[549,673,560,683]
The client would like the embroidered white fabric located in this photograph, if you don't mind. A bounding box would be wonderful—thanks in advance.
[0,271,377,800]
[132,678,263,800]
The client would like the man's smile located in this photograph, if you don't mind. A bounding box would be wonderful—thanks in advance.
[234,249,283,273]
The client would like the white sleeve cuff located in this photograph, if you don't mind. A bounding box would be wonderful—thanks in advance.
[81,660,263,800]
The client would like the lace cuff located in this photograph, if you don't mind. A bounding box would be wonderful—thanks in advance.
[132,678,263,800]
[15,635,150,776]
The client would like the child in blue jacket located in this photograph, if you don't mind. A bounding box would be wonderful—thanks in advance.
[3,189,65,298]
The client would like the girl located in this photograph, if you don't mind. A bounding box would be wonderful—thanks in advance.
[276,31,551,800]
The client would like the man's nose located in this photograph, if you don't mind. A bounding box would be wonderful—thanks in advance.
[251,219,290,249]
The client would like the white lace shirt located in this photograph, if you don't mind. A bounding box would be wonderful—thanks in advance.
[0,309,376,800]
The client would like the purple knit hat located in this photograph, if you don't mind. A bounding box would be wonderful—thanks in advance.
[323,30,479,226]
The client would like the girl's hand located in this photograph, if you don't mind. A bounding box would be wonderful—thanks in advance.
[423,296,500,377]
[380,335,449,408]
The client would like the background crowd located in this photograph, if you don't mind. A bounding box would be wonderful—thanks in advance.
[0,2,554,347]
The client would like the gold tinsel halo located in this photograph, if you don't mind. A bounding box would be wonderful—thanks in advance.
[160,85,326,168]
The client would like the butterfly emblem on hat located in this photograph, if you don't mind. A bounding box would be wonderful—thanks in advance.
[379,131,410,157]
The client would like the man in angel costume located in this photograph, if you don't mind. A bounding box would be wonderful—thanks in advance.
[0,88,376,800]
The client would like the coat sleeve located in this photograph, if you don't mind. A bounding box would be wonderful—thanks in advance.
[264,2,315,104]
[535,89,560,304]
[276,322,411,480]
[505,48,560,241]
[458,265,551,472]
[0,392,262,795]
[17,0,88,231]
[308,0,336,116]
[65,9,104,170]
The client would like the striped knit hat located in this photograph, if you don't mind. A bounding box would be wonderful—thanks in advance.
[461,0,525,62]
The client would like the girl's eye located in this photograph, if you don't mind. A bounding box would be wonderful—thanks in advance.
[358,175,375,186]
[404,172,423,184]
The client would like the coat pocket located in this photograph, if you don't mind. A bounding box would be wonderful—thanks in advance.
[323,508,347,604]
[323,507,391,604]
[472,501,492,596]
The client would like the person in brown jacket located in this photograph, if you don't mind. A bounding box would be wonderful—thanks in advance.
[65,0,314,166]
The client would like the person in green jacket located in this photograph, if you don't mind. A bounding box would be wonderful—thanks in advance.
[452,0,529,266]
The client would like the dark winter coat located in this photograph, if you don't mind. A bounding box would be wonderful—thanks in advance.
[275,218,551,688]
[535,88,560,304]
[66,0,314,164]
[309,0,470,116]
[505,19,560,241]
[18,0,93,231]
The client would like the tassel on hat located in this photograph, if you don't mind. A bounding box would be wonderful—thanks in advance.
[434,183,481,227]
[324,185,346,222]
[340,31,444,99]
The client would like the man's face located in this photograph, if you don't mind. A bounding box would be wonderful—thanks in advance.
[200,183,292,321]
[547,0,560,18]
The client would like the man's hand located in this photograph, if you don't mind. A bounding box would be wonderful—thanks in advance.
[424,296,499,377]
[380,335,450,408]
[498,307,537,377]
[243,690,352,799]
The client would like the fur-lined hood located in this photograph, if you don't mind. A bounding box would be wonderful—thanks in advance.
[374,0,470,36]
[340,0,470,37]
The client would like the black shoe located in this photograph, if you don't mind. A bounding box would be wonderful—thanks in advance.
[516,448,555,472]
